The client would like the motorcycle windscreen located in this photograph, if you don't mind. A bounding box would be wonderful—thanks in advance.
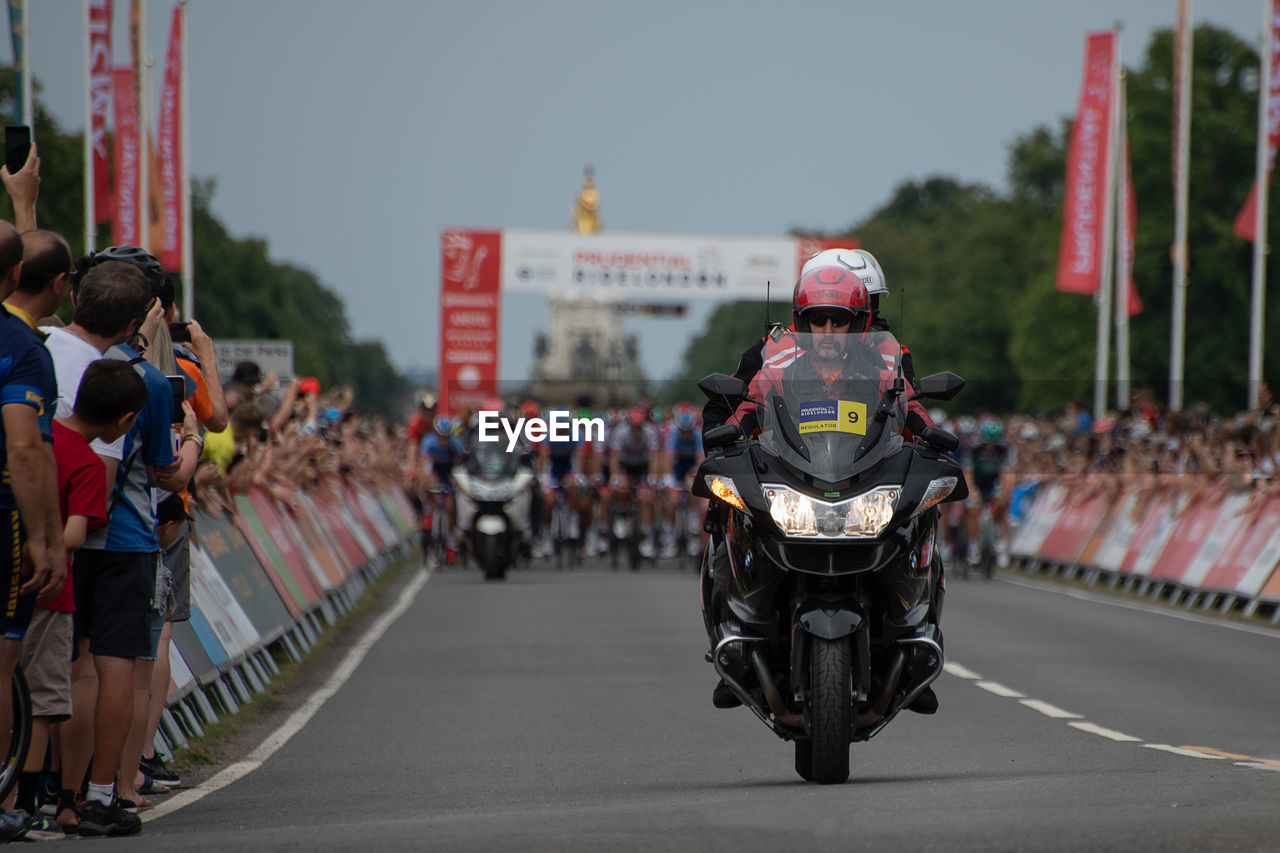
[468,437,520,477]
[756,331,907,483]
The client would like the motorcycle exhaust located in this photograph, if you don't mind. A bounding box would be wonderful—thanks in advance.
[750,648,806,729]
[855,648,905,729]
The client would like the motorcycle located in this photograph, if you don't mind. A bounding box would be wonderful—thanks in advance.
[454,437,534,582]
[694,329,966,784]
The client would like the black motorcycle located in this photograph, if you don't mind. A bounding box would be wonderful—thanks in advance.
[694,329,966,784]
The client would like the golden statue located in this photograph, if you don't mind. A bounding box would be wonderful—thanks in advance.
[571,167,601,234]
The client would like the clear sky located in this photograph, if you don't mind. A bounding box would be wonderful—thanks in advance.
[17,1,1263,385]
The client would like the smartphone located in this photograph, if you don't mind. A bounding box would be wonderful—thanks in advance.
[257,423,270,443]
[167,375,187,424]
[4,126,30,175]
[169,320,192,343]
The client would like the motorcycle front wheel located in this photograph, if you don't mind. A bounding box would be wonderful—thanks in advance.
[806,636,852,784]
[478,534,506,582]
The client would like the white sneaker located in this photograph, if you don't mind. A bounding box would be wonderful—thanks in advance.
[686,537,702,557]
[966,542,979,565]
[660,541,677,560]
[639,539,656,559]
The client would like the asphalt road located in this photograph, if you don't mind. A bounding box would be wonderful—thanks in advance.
[134,559,1280,852]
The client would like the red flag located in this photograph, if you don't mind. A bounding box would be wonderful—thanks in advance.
[1235,0,1280,242]
[1056,32,1116,295]
[88,0,113,224]
[158,4,183,270]
[112,66,141,247]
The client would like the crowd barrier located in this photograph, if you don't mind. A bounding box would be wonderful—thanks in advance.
[1008,480,1280,623]
[155,483,417,754]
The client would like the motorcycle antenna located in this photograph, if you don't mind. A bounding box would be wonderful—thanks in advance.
[765,280,772,330]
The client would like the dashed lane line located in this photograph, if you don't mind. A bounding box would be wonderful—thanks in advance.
[946,660,1278,774]
[1018,699,1081,719]
[1067,721,1143,742]
[975,680,1025,698]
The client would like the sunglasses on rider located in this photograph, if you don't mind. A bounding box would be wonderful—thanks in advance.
[806,310,855,329]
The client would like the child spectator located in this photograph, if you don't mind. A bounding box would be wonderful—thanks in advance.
[18,360,146,836]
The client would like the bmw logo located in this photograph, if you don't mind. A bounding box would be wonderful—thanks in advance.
[909,553,918,571]
[744,551,753,569]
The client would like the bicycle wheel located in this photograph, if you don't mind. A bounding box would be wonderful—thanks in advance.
[0,668,33,803]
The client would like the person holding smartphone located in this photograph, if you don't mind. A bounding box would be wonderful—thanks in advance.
[1,126,38,235]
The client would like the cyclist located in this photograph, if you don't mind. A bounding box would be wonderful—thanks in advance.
[539,408,593,561]
[965,417,1012,570]
[662,404,705,558]
[418,414,468,566]
[608,406,661,559]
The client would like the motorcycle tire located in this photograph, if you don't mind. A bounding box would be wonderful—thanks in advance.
[478,536,506,582]
[807,636,852,784]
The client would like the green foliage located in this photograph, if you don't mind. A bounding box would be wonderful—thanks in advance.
[679,24,1277,415]
[0,77,406,415]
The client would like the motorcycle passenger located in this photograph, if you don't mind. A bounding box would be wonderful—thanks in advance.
[608,406,661,559]
[965,418,1012,569]
[662,405,705,558]
[418,414,468,566]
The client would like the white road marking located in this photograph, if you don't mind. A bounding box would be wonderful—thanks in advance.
[1144,744,1228,759]
[999,576,1280,641]
[943,662,982,680]
[1019,699,1081,719]
[147,567,432,823]
[1235,762,1280,773]
[976,680,1025,698]
[1068,721,1142,742]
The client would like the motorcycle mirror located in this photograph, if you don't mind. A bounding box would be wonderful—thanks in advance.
[703,424,742,450]
[698,373,749,401]
[909,371,965,402]
[921,425,959,452]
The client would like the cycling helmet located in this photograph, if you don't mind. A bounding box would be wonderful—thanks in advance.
[652,407,664,424]
[520,400,540,420]
[674,408,696,431]
[433,415,453,437]
[792,265,871,332]
[800,248,887,298]
[627,406,646,428]
[980,419,1004,443]
[955,415,977,436]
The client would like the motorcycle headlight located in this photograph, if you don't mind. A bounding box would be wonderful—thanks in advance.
[909,477,958,519]
[764,487,818,536]
[843,487,899,537]
[762,485,900,539]
[705,475,747,513]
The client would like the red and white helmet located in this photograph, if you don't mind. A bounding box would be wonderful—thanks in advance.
[800,248,887,298]
[792,264,871,332]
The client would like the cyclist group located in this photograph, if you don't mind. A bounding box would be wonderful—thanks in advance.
[406,397,708,569]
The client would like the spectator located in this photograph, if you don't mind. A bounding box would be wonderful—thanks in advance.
[16,360,146,837]
[0,221,62,842]
[52,257,199,837]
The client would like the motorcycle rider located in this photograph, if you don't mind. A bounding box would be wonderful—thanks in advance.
[702,248,914,438]
[706,263,941,713]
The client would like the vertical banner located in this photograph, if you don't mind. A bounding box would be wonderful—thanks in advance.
[439,229,501,414]
[158,3,183,270]
[111,66,140,247]
[1120,127,1142,316]
[89,0,114,223]
[146,132,165,254]
[1056,31,1117,294]
[1234,0,1280,242]
[7,0,24,126]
